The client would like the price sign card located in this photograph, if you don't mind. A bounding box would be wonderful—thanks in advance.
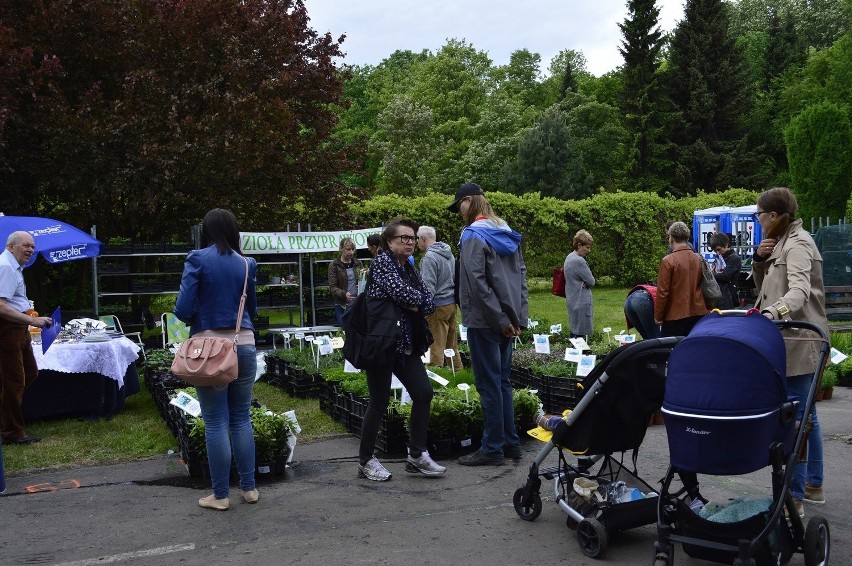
[425,369,450,386]
[615,333,636,345]
[317,336,333,355]
[569,337,589,351]
[330,337,344,349]
[170,391,202,417]
[550,323,562,334]
[576,354,597,377]
[459,324,468,341]
[343,359,361,373]
[564,347,582,363]
[830,347,848,365]
[534,334,551,354]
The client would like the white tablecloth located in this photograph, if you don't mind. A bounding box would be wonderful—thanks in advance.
[32,337,140,388]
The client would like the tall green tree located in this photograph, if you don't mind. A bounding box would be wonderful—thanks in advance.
[371,96,443,196]
[784,101,852,219]
[408,39,493,191]
[665,0,758,194]
[502,108,577,200]
[618,0,670,193]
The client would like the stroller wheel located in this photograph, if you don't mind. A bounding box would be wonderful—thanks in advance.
[513,487,542,521]
[803,516,830,566]
[577,518,608,558]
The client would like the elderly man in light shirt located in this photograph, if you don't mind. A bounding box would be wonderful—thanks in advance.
[0,231,53,444]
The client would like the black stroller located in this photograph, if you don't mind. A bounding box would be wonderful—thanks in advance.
[653,312,831,565]
[513,337,681,559]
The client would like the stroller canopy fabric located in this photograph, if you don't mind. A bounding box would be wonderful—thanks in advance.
[665,313,786,416]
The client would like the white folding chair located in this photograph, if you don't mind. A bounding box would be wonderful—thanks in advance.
[99,314,146,360]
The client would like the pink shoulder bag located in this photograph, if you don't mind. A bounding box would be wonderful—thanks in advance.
[171,257,249,389]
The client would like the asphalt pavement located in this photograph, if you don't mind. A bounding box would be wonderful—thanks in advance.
[1,388,850,566]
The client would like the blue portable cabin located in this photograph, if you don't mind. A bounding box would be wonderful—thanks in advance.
[692,207,732,262]
[719,205,761,263]
[662,313,794,475]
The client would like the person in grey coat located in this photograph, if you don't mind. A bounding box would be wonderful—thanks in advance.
[448,182,529,466]
[563,229,595,339]
[417,226,463,369]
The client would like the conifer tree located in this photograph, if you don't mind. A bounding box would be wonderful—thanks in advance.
[665,0,759,195]
[618,0,669,193]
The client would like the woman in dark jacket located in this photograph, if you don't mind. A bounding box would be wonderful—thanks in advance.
[708,232,742,309]
[174,208,258,511]
[328,237,364,327]
[356,217,444,481]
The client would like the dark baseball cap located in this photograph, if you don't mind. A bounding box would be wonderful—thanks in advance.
[447,182,484,213]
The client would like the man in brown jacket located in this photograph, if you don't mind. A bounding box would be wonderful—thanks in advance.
[654,222,708,337]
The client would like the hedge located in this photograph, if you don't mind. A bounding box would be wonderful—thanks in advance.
[348,188,759,286]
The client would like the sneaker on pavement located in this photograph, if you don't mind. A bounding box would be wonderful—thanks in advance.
[358,457,392,481]
[405,451,447,476]
[504,445,523,460]
[783,498,805,520]
[804,483,824,504]
[458,449,504,466]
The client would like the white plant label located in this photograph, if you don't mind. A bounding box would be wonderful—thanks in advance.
[564,347,582,363]
[576,354,596,376]
[534,334,551,354]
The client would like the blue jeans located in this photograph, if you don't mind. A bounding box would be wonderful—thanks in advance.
[624,289,660,339]
[787,373,823,500]
[195,345,257,498]
[467,327,520,454]
[335,304,346,328]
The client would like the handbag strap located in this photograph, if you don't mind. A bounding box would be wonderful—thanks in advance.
[234,257,250,343]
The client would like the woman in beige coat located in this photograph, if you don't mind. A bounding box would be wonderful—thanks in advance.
[752,186,828,518]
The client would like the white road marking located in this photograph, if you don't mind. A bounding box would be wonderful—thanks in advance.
[52,543,195,565]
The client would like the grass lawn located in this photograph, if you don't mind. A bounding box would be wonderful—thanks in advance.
[4,282,631,475]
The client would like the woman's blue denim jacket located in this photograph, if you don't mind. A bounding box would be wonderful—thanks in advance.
[174,245,257,337]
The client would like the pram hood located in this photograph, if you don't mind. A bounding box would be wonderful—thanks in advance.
[664,313,787,416]
[663,313,791,475]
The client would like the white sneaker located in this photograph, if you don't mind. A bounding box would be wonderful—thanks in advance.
[358,457,392,481]
[405,451,447,476]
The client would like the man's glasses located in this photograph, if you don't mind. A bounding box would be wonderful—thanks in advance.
[395,235,417,244]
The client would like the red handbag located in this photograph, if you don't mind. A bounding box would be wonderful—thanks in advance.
[552,267,566,297]
[171,258,249,389]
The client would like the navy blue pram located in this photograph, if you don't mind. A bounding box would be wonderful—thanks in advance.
[663,313,794,475]
[654,312,831,566]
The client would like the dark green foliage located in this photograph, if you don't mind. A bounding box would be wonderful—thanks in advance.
[503,109,575,199]
[784,101,852,218]
[351,189,759,285]
[0,0,358,241]
[619,0,670,192]
[665,0,758,194]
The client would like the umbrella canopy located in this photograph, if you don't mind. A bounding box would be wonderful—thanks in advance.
[0,214,102,267]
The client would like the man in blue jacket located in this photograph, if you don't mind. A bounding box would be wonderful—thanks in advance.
[448,183,529,465]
